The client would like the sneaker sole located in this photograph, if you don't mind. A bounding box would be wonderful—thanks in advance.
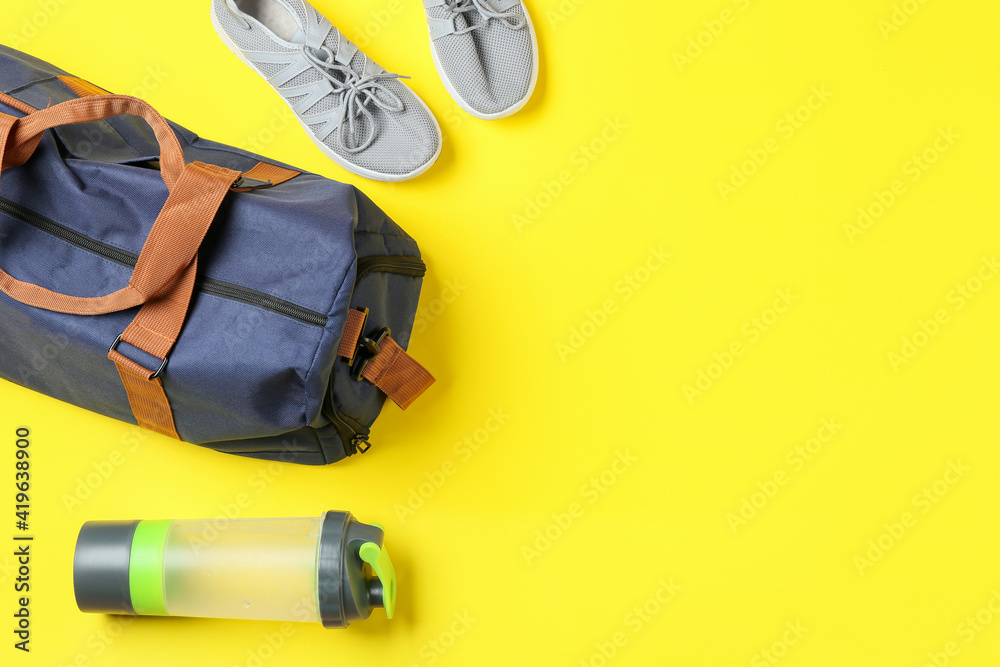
[210,1,443,183]
[428,3,540,121]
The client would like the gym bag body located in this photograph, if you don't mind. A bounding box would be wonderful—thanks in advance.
[0,45,434,465]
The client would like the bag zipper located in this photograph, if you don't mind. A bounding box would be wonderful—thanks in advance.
[0,196,328,327]
[324,396,371,457]
[356,255,426,281]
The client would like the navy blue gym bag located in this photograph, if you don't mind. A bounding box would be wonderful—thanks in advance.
[0,45,434,465]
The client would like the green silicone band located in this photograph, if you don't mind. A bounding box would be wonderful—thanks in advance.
[128,520,171,616]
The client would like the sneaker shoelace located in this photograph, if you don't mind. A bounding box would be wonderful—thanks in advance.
[301,45,409,154]
[444,0,526,32]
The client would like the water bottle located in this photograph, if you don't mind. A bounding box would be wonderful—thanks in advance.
[73,510,395,628]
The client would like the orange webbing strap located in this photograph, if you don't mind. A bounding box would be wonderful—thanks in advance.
[4,95,185,188]
[110,261,199,439]
[128,161,241,300]
[337,308,368,362]
[232,161,301,191]
[0,113,16,158]
[114,341,184,439]
[0,160,235,315]
[108,164,241,438]
[336,309,435,409]
[359,337,435,410]
[0,97,215,317]
[57,76,110,98]
[0,91,35,114]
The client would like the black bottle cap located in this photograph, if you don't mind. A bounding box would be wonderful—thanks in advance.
[73,521,140,615]
[316,511,388,628]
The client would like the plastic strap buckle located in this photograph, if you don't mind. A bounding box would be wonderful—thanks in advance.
[351,327,391,381]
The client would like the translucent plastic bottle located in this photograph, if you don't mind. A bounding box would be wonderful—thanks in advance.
[73,511,395,628]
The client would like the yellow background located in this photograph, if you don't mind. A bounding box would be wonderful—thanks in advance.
[2,0,1000,665]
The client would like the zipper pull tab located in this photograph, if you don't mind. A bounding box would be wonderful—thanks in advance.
[352,434,371,454]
